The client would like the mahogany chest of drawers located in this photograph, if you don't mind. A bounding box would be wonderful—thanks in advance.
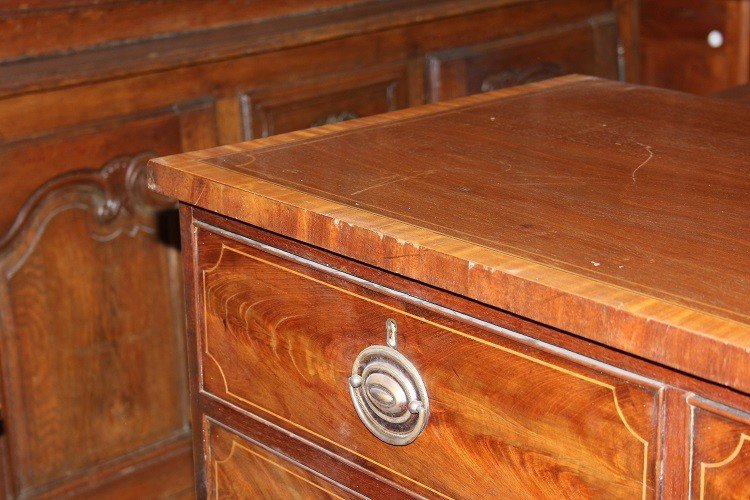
[147,75,750,499]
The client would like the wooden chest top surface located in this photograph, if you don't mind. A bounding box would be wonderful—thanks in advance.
[148,75,750,392]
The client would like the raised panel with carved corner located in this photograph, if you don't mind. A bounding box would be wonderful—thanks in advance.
[240,65,409,139]
[0,101,217,496]
[205,419,363,499]
[426,13,619,101]
[194,222,663,499]
[0,154,189,496]
[689,397,750,499]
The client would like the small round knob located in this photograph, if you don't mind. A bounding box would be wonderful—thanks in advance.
[707,29,724,49]
[348,375,362,388]
[348,344,429,445]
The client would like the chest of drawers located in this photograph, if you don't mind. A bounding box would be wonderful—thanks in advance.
[147,75,750,498]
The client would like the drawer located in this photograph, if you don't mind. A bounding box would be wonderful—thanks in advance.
[688,397,750,499]
[205,419,361,499]
[426,14,618,102]
[239,65,408,139]
[195,224,663,498]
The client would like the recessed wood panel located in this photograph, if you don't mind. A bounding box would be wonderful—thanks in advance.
[426,14,619,101]
[195,226,662,499]
[241,66,409,139]
[0,112,182,237]
[640,0,750,94]
[0,154,190,495]
[206,420,359,499]
[689,398,750,499]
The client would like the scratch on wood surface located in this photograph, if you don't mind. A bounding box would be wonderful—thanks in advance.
[384,252,421,260]
[631,142,654,183]
[349,170,437,196]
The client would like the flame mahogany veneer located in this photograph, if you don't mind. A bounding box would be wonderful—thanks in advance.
[148,76,750,498]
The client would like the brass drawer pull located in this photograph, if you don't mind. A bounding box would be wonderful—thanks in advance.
[348,319,429,445]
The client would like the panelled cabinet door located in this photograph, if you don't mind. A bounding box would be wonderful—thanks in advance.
[640,0,750,94]
[425,13,619,101]
[239,65,409,139]
[689,397,750,499]
[0,100,217,497]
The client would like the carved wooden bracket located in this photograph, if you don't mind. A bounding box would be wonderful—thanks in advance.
[480,63,565,92]
[0,152,173,252]
[310,111,359,128]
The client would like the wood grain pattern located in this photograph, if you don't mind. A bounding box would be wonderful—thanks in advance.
[689,397,750,499]
[147,76,750,394]
[0,155,189,496]
[241,65,409,139]
[2,2,636,497]
[2,3,634,496]
[0,0,619,98]
[0,0,363,61]
[640,0,750,94]
[206,420,362,499]
[426,12,618,101]
[195,225,661,498]
[712,83,750,104]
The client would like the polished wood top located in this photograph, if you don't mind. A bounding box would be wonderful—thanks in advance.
[148,75,750,393]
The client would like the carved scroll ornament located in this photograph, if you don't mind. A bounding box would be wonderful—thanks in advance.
[0,153,174,267]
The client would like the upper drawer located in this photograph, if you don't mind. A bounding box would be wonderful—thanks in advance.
[426,14,619,102]
[195,224,663,498]
[239,65,408,139]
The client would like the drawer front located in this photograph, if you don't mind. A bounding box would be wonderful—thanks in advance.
[426,14,618,102]
[195,226,662,498]
[205,419,360,499]
[689,397,750,499]
[240,65,408,139]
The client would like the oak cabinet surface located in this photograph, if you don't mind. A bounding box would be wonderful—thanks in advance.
[148,76,750,499]
[0,1,635,497]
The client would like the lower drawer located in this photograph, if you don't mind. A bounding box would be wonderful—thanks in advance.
[205,419,360,499]
[195,223,664,498]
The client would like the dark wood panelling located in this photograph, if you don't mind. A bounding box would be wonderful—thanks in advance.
[0,0,364,61]
[712,82,750,104]
[0,112,182,237]
[0,154,190,496]
[640,0,750,94]
[427,13,619,101]
[241,65,409,139]
[0,94,217,496]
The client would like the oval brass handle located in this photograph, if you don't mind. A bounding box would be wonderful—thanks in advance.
[348,319,429,445]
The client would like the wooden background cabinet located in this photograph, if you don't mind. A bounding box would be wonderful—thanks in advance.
[640,0,750,93]
[0,1,636,497]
